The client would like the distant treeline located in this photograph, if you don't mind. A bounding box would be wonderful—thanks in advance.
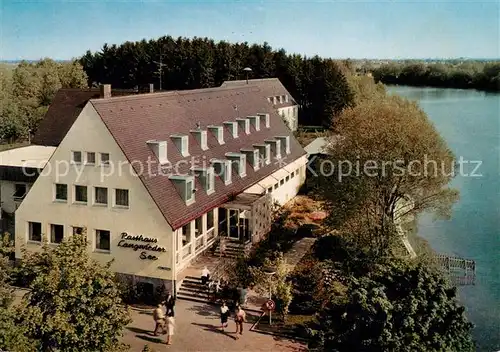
[79,36,354,126]
[362,61,500,91]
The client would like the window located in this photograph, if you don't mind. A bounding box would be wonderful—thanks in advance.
[86,152,96,164]
[186,180,194,202]
[100,153,110,165]
[72,151,82,163]
[115,189,129,207]
[182,223,192,246]
[74,185,88,203]
[95,229,110,251]
[73,226,84,236]
[55,184,67,201]
[50,224,64,244]
[13,184,27,200]
[94,187,108,205]
[280,179,285,186]
[207,210,214,230]
[28,222,42,242]
[291,171,295,178]
[274,183,279,190]
[285,175,290,182]
[195,216,203,237]
[267,187,272,193]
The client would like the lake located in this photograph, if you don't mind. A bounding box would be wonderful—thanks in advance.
[388,86,500,352]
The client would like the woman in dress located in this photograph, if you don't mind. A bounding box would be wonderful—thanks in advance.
[220,301,229,331]
[165,313,175,345]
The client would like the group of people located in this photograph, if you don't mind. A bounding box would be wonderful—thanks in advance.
[220,301,247,339]
[152,292,176,345]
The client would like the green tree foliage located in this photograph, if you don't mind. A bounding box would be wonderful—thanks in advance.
[369,60,500,91]
[16,232,131,352]
[0,256,39,351]
[80,36,354,126]
[318,94,458,256]
[308,261,475,352]
[0,59,88,143]
[249,253,293,319]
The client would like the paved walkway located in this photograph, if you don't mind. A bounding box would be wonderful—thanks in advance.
[122,299,306,351]
[283,237,316,271]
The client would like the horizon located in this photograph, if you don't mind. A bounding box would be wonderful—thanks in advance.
[1,0,499,61]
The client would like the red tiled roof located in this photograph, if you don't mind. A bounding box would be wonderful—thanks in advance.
[220,78,297,107]
[32,88,138,146]
[91,83,306,230]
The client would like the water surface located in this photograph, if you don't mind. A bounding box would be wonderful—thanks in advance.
[388,86,500,352]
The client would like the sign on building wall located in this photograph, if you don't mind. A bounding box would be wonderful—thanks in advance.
[117,232,166,260]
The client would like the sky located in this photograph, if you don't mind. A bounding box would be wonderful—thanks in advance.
[0,0,499,60]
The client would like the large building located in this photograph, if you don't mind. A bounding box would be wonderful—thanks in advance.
[15,81,307,292]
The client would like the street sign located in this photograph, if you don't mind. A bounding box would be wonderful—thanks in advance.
[265,299,275,311]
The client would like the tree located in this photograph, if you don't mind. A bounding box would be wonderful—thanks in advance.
[308,261,475,352]
[249,253,293,320]
[318,94,458,256]
[0,256,39,352]
[16,232,131,352]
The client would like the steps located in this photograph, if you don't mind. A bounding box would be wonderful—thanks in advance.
[176,276,210,304]
[214,239,246,259]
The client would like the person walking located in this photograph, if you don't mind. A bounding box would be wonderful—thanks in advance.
[201,266,210,285]
[165,313,175,345]
[220,237,227,257]
[234,305,246,339]
[163,291,175,317]
[220,301,230,331]
[152,303,166,336]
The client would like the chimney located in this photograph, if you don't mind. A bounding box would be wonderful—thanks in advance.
[100,84,111,99]
[149,83,154,93]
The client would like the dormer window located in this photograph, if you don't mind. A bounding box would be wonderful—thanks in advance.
[236,118,250,134]
[211,159,232,185]
[192,167,215,195]
[225,152,246,178]
[223,121,238,138]
[248,116,260,131]
[208,125,224,145]
[265,139,282,160]
[190,130,208,151]
[169,175,195,205]
[257,113,270,128]
[273,96,277,105]
[275,136,291,154]
[171,134,189,157]
[146,140,168,164]
[285,95,289,103]
[241,149,260,171]
[253,144,271,165]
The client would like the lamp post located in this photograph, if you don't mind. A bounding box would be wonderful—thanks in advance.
[263,267,275,325]
[243,67,252,84]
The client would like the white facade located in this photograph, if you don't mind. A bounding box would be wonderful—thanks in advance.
[14,103,307,289]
